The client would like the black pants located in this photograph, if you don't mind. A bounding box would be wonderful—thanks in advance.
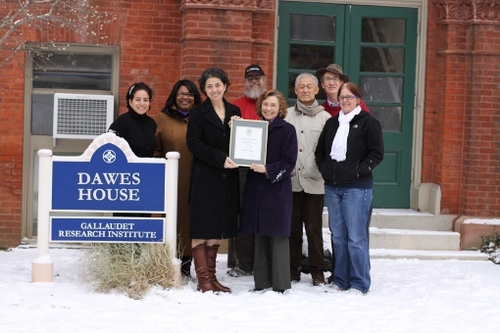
[289,191,326,280]
[227,168,254,272]
[254,234,291,291]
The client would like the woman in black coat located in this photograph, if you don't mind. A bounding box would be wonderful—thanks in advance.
[186,68,241,293]
[239,89,298,293]
[109,82,156,219]
[315,82,383,295]
[109,82,156,158]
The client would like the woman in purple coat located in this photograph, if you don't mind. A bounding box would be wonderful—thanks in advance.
[239,89,298,293]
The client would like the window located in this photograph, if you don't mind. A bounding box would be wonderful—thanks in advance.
[23,43,120,239]
[29,44,119,135]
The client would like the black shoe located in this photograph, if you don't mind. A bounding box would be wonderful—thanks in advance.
[181,256,192,277]
[313,279,325,286]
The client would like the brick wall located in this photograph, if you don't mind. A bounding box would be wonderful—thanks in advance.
[0,0,275,247]
[425,1,500,216]
[6,0,498,247]
[0,53,25,248]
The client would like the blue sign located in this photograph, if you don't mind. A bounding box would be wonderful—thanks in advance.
[51,217,165,243]
[51,143,165,212]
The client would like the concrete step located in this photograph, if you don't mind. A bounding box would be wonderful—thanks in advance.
[320,209,489,259]
[370,249,488,261]
[322,208,455,231]
[370,209,455,231]
[369,227,460,251]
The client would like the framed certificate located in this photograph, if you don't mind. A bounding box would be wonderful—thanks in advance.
[229,119,268,167]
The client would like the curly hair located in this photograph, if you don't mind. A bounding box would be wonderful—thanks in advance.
[198,68,231,96]
[256,89,288,119]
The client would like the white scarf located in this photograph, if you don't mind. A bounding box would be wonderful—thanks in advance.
[330,106,362,161]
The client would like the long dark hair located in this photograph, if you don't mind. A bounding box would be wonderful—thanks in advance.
[161,79,201,119]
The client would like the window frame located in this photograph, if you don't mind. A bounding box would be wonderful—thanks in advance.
[21,43,120,240]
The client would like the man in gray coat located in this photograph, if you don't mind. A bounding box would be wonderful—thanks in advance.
[285,73,331,286]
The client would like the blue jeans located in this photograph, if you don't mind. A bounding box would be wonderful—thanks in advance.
[324,185,372,293]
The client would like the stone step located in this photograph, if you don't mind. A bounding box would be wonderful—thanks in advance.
[370,249,488,261]
[320,209,484,259]
[369,227,460,251]
[322,208,455,231]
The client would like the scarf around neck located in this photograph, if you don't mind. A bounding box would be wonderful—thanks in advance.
[330,106,362,162]
[295,99,324,117]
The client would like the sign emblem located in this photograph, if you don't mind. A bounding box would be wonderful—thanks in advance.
[102,149,116,164]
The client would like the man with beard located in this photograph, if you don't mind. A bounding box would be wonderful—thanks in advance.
[227,64,267,277]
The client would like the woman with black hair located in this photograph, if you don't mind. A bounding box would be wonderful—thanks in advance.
[109,82,156,157]
[109,82,156,220]
[186,68,241,293]
[155,79,202,278]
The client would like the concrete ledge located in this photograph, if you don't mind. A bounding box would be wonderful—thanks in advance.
[456,217,500,250]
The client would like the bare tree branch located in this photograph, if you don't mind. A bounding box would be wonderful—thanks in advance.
[0,0,116,67]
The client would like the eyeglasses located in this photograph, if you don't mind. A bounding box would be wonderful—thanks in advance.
[338,95,357,101]
[323,76,341,82]
[177,92,194,98]
[246,75,263,82]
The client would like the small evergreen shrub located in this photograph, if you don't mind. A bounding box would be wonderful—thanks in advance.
[81,243,180,299]
[480,233,500,264]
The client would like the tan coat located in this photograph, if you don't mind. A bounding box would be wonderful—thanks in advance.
[155,111,192,256]
[285,105,331,194]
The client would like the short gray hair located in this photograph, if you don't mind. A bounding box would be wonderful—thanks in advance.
[295,73,319,87]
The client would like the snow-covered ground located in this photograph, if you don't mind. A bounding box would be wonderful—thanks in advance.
[1,246,498,332]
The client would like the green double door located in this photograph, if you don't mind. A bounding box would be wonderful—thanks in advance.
[277,2,418,208]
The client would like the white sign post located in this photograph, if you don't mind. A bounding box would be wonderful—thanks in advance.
[31,133,180,283]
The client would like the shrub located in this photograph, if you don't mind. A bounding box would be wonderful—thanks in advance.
[480,233,500,264]
[81,243,181,299]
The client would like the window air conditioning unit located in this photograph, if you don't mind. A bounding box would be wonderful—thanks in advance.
[53,93,114,146]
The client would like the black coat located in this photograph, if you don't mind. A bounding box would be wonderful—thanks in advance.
[240,117,297,236]
[109,109,157,157]
[186,98,241,239]
[315,111,384,187]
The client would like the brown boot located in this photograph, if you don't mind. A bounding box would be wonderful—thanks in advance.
[206,244,231,293]
[192,244,216,293]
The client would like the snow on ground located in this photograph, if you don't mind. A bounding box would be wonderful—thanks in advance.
[1,247,499,332]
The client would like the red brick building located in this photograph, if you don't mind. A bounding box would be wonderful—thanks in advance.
[0,0,499,248]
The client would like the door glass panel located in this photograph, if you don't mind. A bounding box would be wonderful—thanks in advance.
[290,44,334,70]
[290,15,335,41]
[359,76,403,103]
[369,106,402,132]
[361,18,405,44]
[361,47,405,73]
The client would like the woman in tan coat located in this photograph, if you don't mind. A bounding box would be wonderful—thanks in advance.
[155,79,202,277]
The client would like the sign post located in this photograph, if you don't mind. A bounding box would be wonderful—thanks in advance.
[31,133,179,282]
[31,149,54,282]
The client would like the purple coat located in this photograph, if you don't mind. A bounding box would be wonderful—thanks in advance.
[239,117,298,236]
